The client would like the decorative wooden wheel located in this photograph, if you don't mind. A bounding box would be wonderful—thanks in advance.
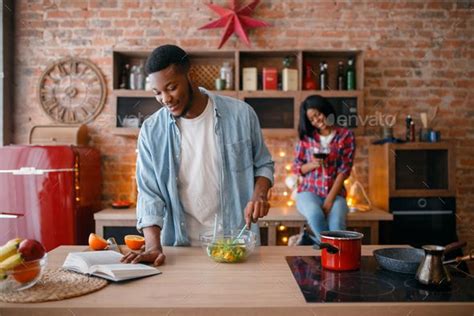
[38,57,106,124]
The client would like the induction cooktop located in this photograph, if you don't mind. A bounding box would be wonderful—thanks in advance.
[286,256,474,303]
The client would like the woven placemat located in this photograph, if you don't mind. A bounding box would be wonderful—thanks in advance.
[0,268,108,303]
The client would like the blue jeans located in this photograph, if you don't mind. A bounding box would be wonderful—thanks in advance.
[296,192,349,243]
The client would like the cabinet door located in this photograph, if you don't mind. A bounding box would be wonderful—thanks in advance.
[244,97,295,129]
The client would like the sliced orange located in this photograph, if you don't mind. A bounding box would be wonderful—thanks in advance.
[88,233,108,250]
[13,261,40,283]
[124,235,145,250]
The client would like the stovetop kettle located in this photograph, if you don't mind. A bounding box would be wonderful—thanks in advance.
[416,245,452,287]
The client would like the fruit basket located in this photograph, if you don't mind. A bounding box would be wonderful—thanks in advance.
[0,254,47,292]
[0,238,47,292]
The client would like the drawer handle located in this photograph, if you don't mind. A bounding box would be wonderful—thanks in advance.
[393,210,452,215]
[0,212,24,219]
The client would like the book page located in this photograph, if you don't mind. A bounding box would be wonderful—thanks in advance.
[62,251,122,274]
[73,250,123,267]
[62,251,161,282]
[91,264,160,280]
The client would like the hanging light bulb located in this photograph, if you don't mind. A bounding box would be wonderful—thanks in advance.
[282,236,288,244]
[287,200,294,207]
[278,224,286,231]
[279,151,286,158]
[283,191,288,197]
[285,164,291,171]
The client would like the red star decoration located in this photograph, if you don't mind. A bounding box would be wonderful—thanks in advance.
[199,0,269,49]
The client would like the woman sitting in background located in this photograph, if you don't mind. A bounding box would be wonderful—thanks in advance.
[292,95,355,244]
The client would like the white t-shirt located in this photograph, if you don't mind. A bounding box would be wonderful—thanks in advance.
[319,130,336,148]
[176,98,221,246]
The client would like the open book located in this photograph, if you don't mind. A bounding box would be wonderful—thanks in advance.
[62,250,161,282]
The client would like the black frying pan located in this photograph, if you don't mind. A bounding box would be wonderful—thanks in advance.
[373,241,466,274]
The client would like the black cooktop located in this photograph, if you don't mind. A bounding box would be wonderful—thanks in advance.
[286,256,474,303]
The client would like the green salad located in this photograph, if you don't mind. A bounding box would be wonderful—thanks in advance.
[207,238,247,263]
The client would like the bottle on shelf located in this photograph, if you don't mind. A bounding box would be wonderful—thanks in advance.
[337,61,344,90]
[319,61,328,90]
[136,62,145,90]
[303,62,317,90]
[346,58,356,90]
[119,64,130,89]
[220,62,233,90]
[129,65,138,90]
[405,115,412,141]
[410,121,415,142]
[145,75,152,91]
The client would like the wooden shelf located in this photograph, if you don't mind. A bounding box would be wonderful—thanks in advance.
[262,129,297,138]
[113,89,154,98]
[111,49,365,137]
[112,89,361,100]
[238,90,300,98]
[113,89,238,98]
[300,90,363,98]
[111,127,139,137]
[209,90,238,98]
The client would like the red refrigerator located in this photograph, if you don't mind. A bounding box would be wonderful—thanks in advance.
[0,145,101,251]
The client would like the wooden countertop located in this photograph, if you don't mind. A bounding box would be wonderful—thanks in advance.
[262,206,393,222]
[95,206,393,222]
[1,246,471,315]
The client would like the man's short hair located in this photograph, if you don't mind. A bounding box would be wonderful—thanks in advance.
[145,44,190,75]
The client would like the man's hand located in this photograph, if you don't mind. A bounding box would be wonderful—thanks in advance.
[245,177,272,229]
[121,225,165,266]
[244,198,270,229]
[121,246,166,266]
[322,198,334,216]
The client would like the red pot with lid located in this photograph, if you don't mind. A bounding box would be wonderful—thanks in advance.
[319,230,364,271]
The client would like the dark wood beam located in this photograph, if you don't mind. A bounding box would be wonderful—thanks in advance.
[1,0,14,146]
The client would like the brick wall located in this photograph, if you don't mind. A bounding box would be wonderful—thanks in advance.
[13,1,473,246]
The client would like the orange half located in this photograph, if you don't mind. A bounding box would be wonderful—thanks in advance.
[13,261,40,283]
[88,233,108,250]
[124,235,145,250]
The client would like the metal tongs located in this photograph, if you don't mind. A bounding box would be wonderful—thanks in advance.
[443,250,474,265]
[107,237,123,254]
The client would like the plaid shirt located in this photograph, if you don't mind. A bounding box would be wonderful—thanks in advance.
[292,127,355,198]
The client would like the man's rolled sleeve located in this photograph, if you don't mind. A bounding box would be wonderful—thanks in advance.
[249,107,275,185]
[135,128,166,232]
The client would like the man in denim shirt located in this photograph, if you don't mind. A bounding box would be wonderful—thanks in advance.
[121,45,274,266]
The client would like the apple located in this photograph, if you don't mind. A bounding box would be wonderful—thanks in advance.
[18,239,45,261]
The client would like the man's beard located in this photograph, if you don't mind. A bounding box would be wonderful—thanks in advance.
[175,80,194,118]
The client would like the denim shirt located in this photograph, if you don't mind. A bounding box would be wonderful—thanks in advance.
[136,88,275,246]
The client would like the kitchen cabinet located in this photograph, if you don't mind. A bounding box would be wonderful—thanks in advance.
[2,245,472,314]
[111,49,364,137]
[94,207,393,245]
[369,142,458,247]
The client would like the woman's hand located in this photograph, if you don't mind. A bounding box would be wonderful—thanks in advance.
[322,198,334,216]
[301,160,322,175]
[312,159,322,169]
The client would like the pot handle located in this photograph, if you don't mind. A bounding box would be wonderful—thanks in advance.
[444,241,467,255]
[313,243,339,254]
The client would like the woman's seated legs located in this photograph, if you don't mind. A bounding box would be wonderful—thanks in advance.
[296,191,328,241]
[327,195,349,231]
